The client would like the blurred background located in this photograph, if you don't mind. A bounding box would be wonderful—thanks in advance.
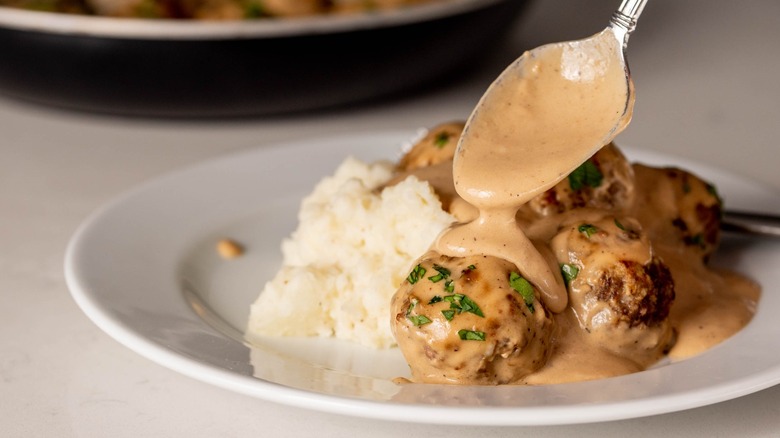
[3,1,780,436]
[0,0,777,186]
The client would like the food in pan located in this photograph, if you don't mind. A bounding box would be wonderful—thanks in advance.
[1,0,443,19]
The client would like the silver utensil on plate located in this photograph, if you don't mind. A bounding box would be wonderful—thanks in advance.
[722,210,780,238]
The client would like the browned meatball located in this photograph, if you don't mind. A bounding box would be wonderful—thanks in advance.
[179,0,245,19]
[5,0,90,13]
[390,253,554,385]
[332,0,430,14]
[85,0,173,17]
[522,143,635,217]
[259,0,323,16]
[632,164,723,261]
[397,122,465,172]
[550,211,675,362]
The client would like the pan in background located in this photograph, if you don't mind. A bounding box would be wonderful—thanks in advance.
[0,0,530,117]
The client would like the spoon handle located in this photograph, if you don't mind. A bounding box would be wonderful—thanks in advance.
[610,0,649,44]
[722,210,780,238]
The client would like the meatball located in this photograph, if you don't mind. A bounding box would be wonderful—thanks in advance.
[332,0,428,13]
[550,211,675,362]
[397,121,465,172]
[179,0,245,19]
[86,0,173,17]
[632,164,723,261]
[522,143,635,217]
[259,0,323,16]
[390,121,477,221]
[5,0,90,13]
[390,253,554,385]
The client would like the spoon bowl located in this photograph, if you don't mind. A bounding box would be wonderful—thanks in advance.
[440,0,650,309]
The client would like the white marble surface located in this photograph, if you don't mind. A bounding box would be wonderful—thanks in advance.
[3,0,780,436]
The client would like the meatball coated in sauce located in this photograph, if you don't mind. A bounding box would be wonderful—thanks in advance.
[522,143,636,217]
[390,121,478,220]
[397,121,464,172]
[388,125,753,384]
[550,211,676,362]
[632,164,723,261]
[390,254,554,385]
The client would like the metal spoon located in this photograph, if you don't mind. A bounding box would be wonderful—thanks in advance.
[605,0,649,134]
[722,210,780,238]
[606,3,780,240]
[607,3,780,240]
[454,0,651,207]
[609,0,650,48]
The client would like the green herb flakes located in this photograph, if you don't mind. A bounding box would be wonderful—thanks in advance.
[458,329,486,341]
[444,279,455,293]
[443,293,484,318]
[568,160,603,191]
[442,309,456,321]
[560,264,579,288]
[685,233,705,247]
[428,296,443,305]
[408,315,432,326]
[509,272,536,313]
[707,183,724,206]
[428,264,451,283]
[405,299,431,326]
[407,264,426,284]
[578,224,599,238]
[243,0,264,18]
[434,132,452,149]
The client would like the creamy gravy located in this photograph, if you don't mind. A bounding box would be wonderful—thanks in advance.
[435,29,632,313]
[390,28,759,385]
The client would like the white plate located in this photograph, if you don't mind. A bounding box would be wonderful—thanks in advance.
[65,131,780,426]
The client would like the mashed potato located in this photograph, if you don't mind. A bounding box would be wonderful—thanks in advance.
[246,156,455,349]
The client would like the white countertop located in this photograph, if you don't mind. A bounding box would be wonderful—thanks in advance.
[4,0,780,436]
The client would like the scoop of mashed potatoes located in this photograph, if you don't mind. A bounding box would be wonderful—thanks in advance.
[246,157,455,349]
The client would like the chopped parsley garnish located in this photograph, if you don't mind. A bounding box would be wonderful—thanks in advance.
[578,224,599,238]
[706,183,724,206]
[443,293,484,317]
[428,296,443,305]
[428,264,451,283]
[243,1,265,18]
[408,315,432,326]
[461,264,476,275]
[407,264,426,284]
[433,132,452,148]
[560,264,579,288]
[684,233,705,248]
[509,272,535,313]
[441,309,456,321]
[405,299,431,326]
[406,299,417,315]
[444,279,455,293]
[458,329,486,341]
[614,219,626,230]
[568,160,603,191]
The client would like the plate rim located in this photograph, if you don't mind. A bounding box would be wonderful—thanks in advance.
[64,130,780,426]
